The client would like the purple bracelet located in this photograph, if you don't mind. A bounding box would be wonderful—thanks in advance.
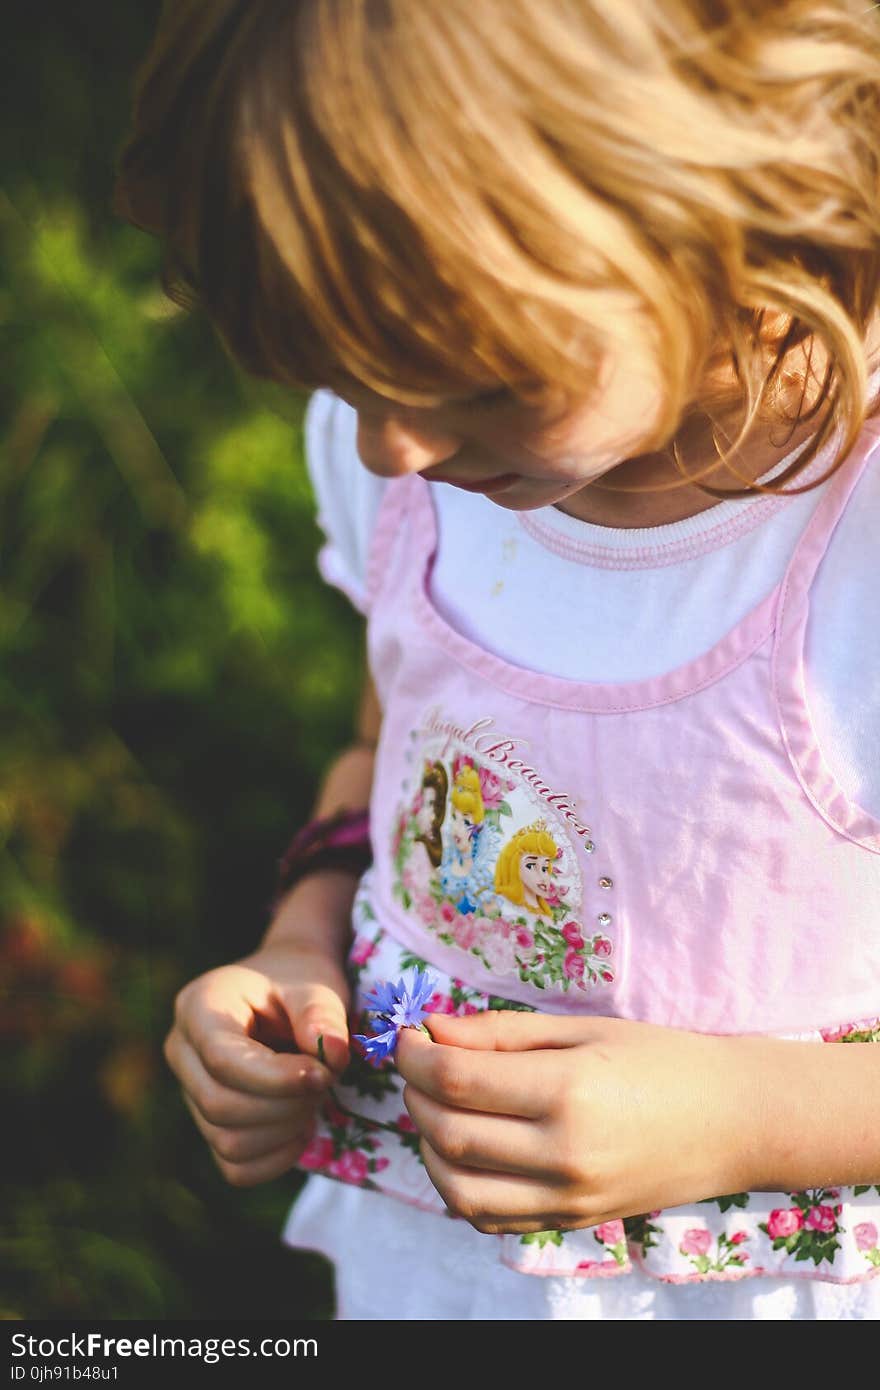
[271,807,372,913]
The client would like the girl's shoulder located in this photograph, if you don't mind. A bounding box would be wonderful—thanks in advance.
[303,390,391,615]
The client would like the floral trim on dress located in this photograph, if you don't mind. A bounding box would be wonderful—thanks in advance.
[821,1022,880,1044]
[502,1220,631,1278]
[678,1227,752,1277]
[758,1189,843,1267]
[855,1222,880,1269]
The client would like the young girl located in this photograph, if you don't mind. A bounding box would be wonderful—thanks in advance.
[117,1,880,1318]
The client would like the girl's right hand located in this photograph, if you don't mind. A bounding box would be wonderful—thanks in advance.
[163,943,351,1187]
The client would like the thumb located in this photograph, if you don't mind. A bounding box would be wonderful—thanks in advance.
[288,983,351,1075]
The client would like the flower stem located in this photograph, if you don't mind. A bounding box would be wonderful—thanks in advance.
[315,1031,427,1136]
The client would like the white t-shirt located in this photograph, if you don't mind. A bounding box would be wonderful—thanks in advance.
[284,386,880,1321]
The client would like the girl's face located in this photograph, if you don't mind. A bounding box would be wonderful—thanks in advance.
[519,853,554,899]
[334,340,665,512]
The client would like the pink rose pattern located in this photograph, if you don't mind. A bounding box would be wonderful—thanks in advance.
[592,1219,629,1267]
[806,1205,837,1234]
[854,1222,880,1268]
[299,1101,392,1190]
[766,1207,805,1240]
[347,890,380,983]
[677,1227,752,1276]
[303,895,880,1285]
[679,1228,713,1256]
[392,742,615,994]
[758,1189,846,1266]
[474,765,516,811]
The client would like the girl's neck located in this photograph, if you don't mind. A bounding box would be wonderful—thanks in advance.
[554,407,823,531]
[557,318,880,531]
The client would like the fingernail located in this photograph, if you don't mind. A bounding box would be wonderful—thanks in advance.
[315,1032,347,1064]
[304,1068,328,1091]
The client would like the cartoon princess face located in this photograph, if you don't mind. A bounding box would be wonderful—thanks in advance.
[449,804,477,860]
[494,821,561,919]
[518,851,555,910]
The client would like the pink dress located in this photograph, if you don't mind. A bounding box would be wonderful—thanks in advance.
[285,401,880,1316]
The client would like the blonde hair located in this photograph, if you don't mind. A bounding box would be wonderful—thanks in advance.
[450,765,485,826]
[115,0,880,497]
[494,824,559,914]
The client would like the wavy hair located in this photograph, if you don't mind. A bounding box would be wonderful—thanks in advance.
[414,759,448,869]
[115,0,880,496]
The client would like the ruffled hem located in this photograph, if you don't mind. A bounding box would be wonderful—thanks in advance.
[283,1175,880,1319]
[296,1150,880,1288]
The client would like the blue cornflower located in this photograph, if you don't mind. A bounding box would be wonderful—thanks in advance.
[355,1025,399,1066]
[361,979,399,1018]
[354,969,437,1067]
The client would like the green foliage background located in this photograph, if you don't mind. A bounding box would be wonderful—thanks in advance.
[1,4,364,1318]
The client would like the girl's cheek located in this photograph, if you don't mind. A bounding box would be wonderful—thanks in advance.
[509,407,609,462]
[479,408,629,483]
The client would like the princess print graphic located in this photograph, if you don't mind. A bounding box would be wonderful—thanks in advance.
[390,707,615,994]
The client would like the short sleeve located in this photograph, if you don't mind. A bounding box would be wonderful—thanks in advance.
[303,389,390,615]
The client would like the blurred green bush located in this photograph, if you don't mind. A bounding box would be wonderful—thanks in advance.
[1,3,363,1318]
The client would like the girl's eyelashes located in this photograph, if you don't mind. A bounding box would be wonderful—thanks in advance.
[330,373,519,415]
[454,387,513,412]
[457,382,558,414]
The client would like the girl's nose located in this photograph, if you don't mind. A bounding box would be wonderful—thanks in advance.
[355,411,463,479]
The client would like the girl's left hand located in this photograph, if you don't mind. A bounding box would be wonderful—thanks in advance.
[395,1011,757,1234]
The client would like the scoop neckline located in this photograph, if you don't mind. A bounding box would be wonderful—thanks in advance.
[409,473,784,713]
[515,425,841,571]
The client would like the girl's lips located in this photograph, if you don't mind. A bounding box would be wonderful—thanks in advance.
[427,471,519,494]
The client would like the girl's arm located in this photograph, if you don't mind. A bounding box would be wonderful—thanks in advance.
[726,1029,880,1194]
[262,661,381,958]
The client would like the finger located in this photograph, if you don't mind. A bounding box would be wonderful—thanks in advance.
[183,1094,313,1165]
[424,1010,600,1052]
[237,979,352,1076]
[179,1021,331,1099]
[420,1139,564,1234]
[166,1030,325,1126]
[403,1084,550,1179]
[177,972,344,1094]
[211,1136,313,1189]
[396,1027,548,1119]
[286,984,351,1075]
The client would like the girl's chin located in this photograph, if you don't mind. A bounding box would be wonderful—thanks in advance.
[486,479,586,512]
